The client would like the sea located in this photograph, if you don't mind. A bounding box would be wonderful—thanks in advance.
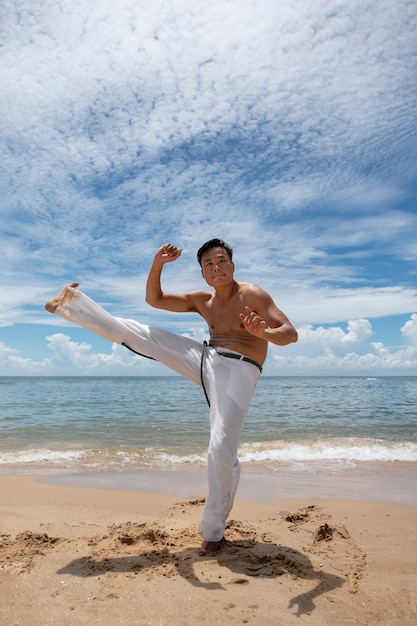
[1,376,416,504]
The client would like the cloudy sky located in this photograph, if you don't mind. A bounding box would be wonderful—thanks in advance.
[1,0,416,376]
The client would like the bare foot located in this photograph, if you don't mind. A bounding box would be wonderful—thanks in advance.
[199,539,223,556]
[44,282,80,313]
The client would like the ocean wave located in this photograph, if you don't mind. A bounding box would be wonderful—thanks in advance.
[1,438,416,471]
[0,448,85,465]
[238,438,417,463]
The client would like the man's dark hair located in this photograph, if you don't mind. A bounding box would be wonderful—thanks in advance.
[197,238,233,266]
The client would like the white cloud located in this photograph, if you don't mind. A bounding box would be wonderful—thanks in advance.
[268,346,417,376]
[401,314,417,346]
[0,340,51,374]
[285,287,417,326]
[299,319,373,354]
[267,315,417,375]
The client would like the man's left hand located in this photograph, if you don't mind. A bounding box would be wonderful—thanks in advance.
[239,306,268,339]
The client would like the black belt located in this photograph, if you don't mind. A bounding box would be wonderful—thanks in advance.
[216,350,263,373]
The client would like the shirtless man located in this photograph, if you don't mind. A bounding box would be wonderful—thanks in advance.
[45,238,297,554]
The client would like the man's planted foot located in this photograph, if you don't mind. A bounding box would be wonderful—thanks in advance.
[199,539,224,556]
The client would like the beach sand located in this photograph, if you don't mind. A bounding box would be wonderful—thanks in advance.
[0,474,416,625]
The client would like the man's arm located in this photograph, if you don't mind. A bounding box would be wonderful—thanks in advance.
[145,243,198,312]
[239,287,298,346]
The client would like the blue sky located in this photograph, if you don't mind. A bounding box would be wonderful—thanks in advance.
[1,0,416,376]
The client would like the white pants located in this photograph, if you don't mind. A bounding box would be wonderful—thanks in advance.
[56,288,261,541]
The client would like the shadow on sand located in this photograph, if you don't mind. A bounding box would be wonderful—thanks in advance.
[57,526,345,617]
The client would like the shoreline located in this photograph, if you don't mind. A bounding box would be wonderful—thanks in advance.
[5,459,415,508]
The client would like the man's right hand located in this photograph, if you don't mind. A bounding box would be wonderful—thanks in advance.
[155,243,182,264]
[147,244,191,311]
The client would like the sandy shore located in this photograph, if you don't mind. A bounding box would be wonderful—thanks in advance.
[0,474,416,626]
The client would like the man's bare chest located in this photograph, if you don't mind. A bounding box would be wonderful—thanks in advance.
[200,298,245,332]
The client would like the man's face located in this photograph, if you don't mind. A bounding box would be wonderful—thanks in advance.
[200,246,234,286]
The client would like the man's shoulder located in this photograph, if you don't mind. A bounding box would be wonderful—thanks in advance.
[238,281,272,301]
[186,288,213,301]
[238,281,264,293]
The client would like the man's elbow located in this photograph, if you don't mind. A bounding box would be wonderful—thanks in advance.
[145,289,163,308]
[145,295,162,309]
[287,327,298,344]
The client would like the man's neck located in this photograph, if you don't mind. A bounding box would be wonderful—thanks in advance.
[213,280,239,301]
